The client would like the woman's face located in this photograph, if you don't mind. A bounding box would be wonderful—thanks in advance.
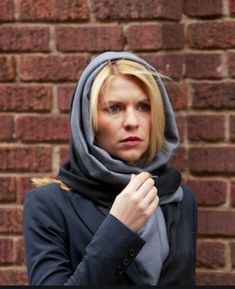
[95,75,151,164]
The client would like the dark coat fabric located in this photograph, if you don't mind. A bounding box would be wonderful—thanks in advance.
[23,184,197,286]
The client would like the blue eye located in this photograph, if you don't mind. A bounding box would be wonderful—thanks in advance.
[138,103,150,112]
[106,104,122,113]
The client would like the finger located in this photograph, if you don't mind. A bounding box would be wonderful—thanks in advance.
[124,172,150,192]
[135,177,155,198]
[143,186,158,206]
[146,195,159,215]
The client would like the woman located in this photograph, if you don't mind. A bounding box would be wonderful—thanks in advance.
[23,51,197,286]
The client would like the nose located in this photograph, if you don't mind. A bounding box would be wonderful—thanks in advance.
[123,108,139,130]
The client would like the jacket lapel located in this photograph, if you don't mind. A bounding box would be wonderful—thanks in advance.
[68,192,145,285]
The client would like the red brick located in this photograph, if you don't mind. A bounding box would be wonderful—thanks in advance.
[0,207,22,233]
[190,81,235,109]
[168,146,187,171]
[16,177,35,204]
[0,268,28,285]
[0,177,16,202]
[19,55,90,82]
[0,115,14,140]
[230,116,235,141]
[0,238,14,263]
[18,0,88,21]
[187,179,227,206]
[185,53,223,79]
[143,54,184,80]
[187,22,235,49]
[0,146,52,172]
[230,241,235,267]
[196,272,235,285]
[56,25,124,52]
[0,85,52,112]
[0,56,15,82]
[0,0,14,21]
[197,240,226,268]
[189,147,235,174]
[0,26,49,52]
[14,237,25,265]
[58,145,69,165]
[228,52,235,77]
[165,82,188,110]
[198,209,235,236]
[188,114,225,141]
[16,115,70,142]
[93,0,182,21]
[184,0,223,17]
[127,23,184,51]
[57,85,74,113]
[230,181,235,206]
[230,0,235,15]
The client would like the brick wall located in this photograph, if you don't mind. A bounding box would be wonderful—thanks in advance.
[0,0,234,285]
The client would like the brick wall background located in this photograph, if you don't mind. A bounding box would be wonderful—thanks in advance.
[0,0,235,285]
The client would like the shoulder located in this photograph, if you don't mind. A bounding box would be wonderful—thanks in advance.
[181,185,198,226]
[24,183,72,214]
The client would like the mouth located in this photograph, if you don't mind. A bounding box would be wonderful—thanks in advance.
[120,136,142,147]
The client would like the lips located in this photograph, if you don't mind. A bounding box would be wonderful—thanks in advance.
[120,136,142,147]
[120,136,142,142]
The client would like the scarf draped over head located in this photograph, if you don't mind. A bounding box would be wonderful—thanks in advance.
[58,51,182,208]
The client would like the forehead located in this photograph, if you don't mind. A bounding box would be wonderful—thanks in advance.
[100,75,148,102]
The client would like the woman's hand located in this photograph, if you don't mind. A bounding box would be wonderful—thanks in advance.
[110,172,159,233]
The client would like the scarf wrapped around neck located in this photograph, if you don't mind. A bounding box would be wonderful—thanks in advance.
[58,51,182,208]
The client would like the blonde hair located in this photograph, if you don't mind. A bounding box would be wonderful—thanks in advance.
[89,59,166,164]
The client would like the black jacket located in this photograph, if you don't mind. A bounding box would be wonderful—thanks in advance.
[23,184,197,286]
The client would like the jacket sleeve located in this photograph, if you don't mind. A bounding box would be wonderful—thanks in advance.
[23,189,145,285]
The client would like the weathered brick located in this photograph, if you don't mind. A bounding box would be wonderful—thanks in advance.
[0,238,14,263]
[0,26,49,52]
[188,114,225,141]
[184,0,223,18]
[198,209,235,236]
[143,54,184,80]
[0,85,52,112]
[16,115,70,142]
[0,56,15,82]
[228,52,235,77]
[230,0,235,15]
[230,115,235,141]
[16,176,35,204]
[0,146,52,172]
[168,146,187,171]
[0,115,14,140]
[93,0,182,21]
[18,0,88,21]
[56,26,124,52]
[57,85,74,113]
[188,22,235,48]
[190,81,235,109]
[19,55,90,82]
[0,177,16,202]
[189,147,235,173]
[165,82,188,110]
[197,272,235,285]
[0,268,28,285]
[0,207,22,233]
[230,181,235,206]
[185,53,223,79]
[14,237,25,265]
[187,179,227,206]
[0,0,14,21]
[127,23,184,51]
[197,240,226,268]
[58,145,69,165]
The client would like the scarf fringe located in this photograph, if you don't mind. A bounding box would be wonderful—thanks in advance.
[31,177,70,191]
